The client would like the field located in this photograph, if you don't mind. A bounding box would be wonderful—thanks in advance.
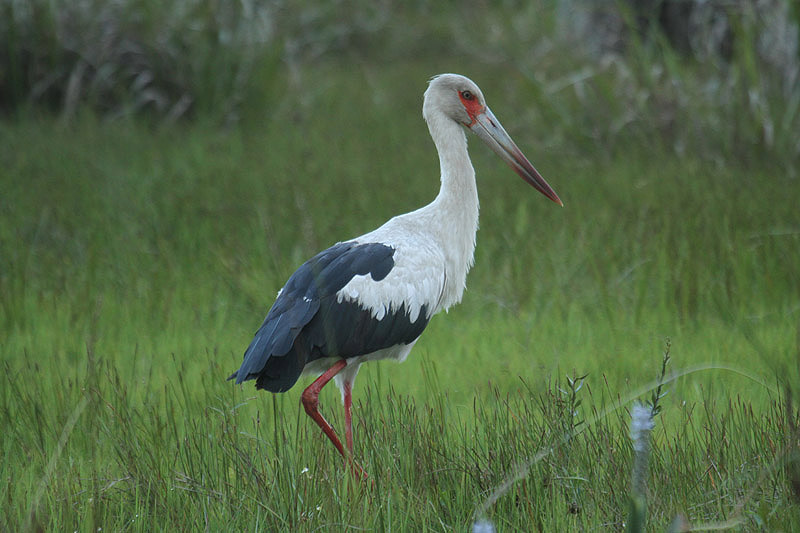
[2,1,800,531]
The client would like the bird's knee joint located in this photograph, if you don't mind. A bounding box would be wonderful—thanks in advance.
[301,390,318,413]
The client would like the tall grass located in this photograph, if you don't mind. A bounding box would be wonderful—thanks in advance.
[1,84,798,528]
[2,0,800,529]
[2,339,796,530]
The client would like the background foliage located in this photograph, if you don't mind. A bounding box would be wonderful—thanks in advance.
[2,0,799,167]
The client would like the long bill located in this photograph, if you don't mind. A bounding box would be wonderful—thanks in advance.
[468,106,563,206]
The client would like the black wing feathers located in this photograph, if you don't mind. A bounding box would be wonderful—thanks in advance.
[229,241,429,393]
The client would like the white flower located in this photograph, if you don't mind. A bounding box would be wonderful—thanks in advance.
[630,404,654,452]
[472,519,496,533]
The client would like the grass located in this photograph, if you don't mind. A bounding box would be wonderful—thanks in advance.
[2,65,799,530]
[2,2,800,529]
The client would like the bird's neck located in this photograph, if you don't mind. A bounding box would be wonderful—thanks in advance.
[427,113,480,310]
[432,133,479,233]
[426,110,479,215]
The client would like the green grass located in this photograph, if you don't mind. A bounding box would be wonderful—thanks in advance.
[2,59,800,531]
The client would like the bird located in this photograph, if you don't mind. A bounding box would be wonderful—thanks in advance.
[229,73,562,476]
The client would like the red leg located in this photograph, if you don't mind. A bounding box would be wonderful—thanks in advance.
[343,380,354,455]
[300,360,367,480]
[301,359,348,458]
[341,380,368,481]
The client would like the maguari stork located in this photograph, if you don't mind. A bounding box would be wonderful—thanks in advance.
[229,73,562,476]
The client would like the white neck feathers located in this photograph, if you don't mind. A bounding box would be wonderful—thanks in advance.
[424,108,480,311]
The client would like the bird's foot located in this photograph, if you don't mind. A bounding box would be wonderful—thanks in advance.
[347,456,369,483]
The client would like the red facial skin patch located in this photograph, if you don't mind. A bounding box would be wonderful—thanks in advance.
[459,91,485,127]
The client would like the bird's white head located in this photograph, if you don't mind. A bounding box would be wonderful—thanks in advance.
[424,73,562,206]
[423,74,487,128]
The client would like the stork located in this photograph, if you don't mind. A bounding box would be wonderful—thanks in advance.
[229,73,562,475]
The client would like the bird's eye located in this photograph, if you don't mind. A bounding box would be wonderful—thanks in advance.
[461,90,474,101]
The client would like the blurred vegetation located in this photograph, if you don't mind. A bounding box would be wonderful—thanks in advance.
[1,0,799,168]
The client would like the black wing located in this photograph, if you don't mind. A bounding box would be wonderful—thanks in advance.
[229,241,430,392]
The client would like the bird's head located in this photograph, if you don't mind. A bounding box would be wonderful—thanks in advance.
[424,73,562,206]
